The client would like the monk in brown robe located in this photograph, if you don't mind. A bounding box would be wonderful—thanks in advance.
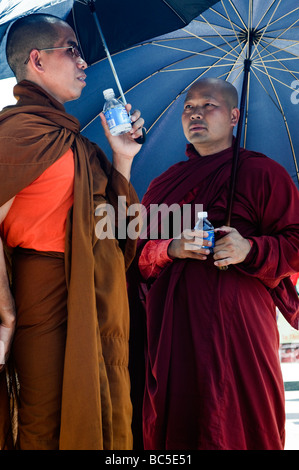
[0,13,144,450]
[130,79,299,449]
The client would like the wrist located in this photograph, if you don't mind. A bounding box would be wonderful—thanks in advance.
[112,153,133,181]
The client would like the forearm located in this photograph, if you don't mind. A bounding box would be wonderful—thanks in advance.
[0,238,16,325]
[238,233,299,288]
[0,238,15,370]
[112,153,133,182]
[138,239,174,280]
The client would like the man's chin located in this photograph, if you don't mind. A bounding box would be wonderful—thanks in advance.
[188,134,208,144]
[65,90,83,103]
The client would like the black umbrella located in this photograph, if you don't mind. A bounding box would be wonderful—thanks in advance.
[0,0,219,82]
[68,0,219,103]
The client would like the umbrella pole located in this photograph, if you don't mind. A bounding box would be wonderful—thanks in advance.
[87,1,127,105]
[225,47,253,227]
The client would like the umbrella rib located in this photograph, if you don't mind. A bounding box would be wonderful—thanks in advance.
[160,63,243,72]
[253,57,299,89]
[253,64,298,84]
[195,9,242,32]
[258,6,299,33]
[250,68,281,111]
[221,0,244,53]
[225,42,248,82]
[156,36,245,73]
[226,0,247,30]
[252,55,299,183]
[260,25,299,36]
[254,0,282,52]
[255,18,299,57]
[254,41,299,81]
[181,26,240,60]
[254,63,299,77]
[150,39,240,63]
[254,0,277,31]
[192,19,239,34]
[226,63,246,84]
[255,38,299,62]
[161,0,188,24]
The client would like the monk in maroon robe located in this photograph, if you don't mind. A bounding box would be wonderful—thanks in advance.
[132,79,299,450]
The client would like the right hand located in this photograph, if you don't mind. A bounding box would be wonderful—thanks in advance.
[0,308,16,373]
[167,229,212,260]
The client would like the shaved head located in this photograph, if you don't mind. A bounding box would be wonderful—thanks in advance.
[186,78,239,110]
[6,14,69,81]
[182,77,240,155]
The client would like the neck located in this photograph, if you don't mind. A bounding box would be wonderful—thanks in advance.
[193,136,233,157]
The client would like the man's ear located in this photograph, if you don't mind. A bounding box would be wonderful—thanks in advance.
[28,50,44,73]
[231,108,240,127]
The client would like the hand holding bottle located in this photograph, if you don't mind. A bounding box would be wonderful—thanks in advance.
[100,100,144,181]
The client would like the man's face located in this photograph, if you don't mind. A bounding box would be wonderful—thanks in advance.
[181,82,238,155]
[36,24,87,104]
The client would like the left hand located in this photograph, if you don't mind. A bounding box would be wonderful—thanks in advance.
[213,226,252,268]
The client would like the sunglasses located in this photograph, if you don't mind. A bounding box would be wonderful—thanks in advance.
[24,45,83,65]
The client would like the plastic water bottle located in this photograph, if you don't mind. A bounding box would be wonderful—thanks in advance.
[103,88,132,136]
[194,211,215,253]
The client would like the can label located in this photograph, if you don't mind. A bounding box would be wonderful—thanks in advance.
[104,106,131,130]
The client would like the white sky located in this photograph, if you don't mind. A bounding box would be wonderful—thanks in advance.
[0,77,17,110]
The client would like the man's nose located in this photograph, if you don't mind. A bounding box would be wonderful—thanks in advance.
[76,56,88,69]
[190,106,203,119]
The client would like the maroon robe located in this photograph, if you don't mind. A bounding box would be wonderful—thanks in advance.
[135,143,299,450]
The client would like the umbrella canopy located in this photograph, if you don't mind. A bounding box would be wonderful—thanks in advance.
[1,1,298,199]
[0,0,218,79]
[68,0,219,66]
[65,0,299,199]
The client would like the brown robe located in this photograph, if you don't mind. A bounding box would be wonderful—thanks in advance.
[0,80,138,449]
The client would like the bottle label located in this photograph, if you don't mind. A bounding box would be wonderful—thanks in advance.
[204,229,215,252]
[104,106,131,130]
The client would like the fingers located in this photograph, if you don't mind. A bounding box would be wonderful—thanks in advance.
[99,111,111,139]
[168,230,212,260]
[129,108,145,140]
[213,227,251,266]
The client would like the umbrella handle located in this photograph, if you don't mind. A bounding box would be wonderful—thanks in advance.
[134,127,146,145]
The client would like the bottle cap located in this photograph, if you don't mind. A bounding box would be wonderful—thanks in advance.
[197,211,207,218]
[103,88,115,99]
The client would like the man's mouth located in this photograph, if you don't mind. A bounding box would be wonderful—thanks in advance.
[189,123,207,132]
[77,75,86,84]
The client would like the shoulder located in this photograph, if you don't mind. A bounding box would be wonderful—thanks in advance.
[239,149,294,183]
